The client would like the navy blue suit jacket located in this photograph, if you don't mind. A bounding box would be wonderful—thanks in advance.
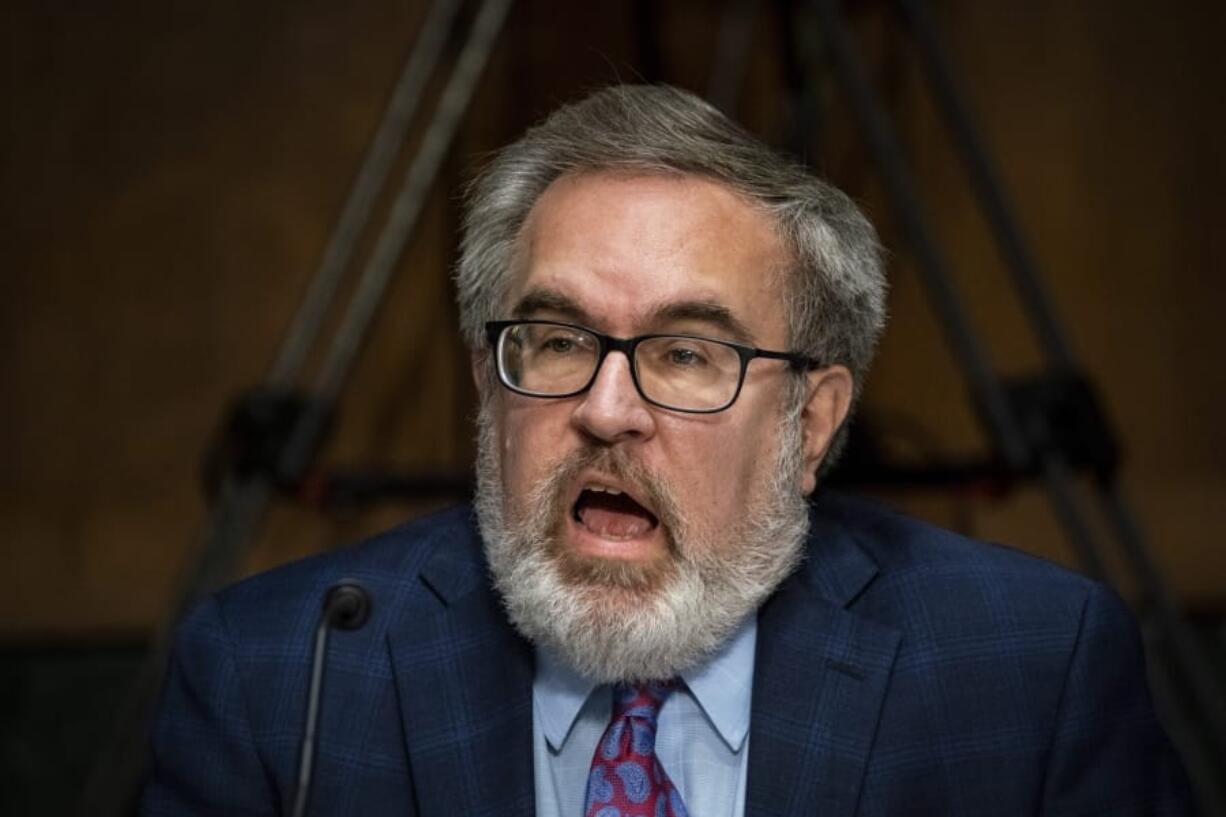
[141,493,1191,815]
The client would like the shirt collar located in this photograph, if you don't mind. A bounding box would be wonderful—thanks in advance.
[534,614,757,754]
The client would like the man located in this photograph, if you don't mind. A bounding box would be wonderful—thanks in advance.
[143,85,1191,816]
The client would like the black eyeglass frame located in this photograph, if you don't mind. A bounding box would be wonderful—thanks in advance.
[484,319,823,414]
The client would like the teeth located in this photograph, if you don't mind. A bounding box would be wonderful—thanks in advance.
[584,483,623,495]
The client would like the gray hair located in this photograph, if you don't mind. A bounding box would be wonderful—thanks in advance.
[455,84,886,465]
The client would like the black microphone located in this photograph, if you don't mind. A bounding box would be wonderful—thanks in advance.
[290,579,372,817]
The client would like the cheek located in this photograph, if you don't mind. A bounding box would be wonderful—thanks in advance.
[657,419,773,516]
[498,416,528,491]
[499,402,573,490]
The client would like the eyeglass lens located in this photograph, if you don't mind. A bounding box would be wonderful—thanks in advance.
[497,322,743,411]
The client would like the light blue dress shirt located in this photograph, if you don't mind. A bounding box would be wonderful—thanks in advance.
[532,616,757,817]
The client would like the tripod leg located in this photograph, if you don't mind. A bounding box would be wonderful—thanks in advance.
[269,0,465,387]
[79,2,515,813]
[890,0,1226,796]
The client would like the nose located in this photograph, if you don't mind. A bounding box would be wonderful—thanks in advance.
[570,351,657,444]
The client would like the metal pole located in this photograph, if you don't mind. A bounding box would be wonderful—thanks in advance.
[809,0,1031,469]
[78,475,274,816]
[1103,482,1226,744]
[892,0,1075,373]
[276,0,513,485]
[891,0,1226,789]
[807,0,1130,649]
[78,2,513,812]
[268,0,464,387]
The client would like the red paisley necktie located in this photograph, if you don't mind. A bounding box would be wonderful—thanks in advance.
[582,681,690,817]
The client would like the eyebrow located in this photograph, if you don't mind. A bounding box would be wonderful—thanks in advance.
[511,287,756,345]
[512,288,591,323]
[647,300,755,345]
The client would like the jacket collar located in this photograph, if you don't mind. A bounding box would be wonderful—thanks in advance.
[746,496,900,817]
[386,513,536,816]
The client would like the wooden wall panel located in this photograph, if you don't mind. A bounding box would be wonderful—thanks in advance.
[2,0,1222,637]
[868,0,1226,603]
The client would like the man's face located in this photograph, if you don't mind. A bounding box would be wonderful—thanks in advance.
[475,171,849,681]
[500,170,798,550]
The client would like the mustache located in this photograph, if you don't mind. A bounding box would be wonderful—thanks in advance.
[536,444,683,544]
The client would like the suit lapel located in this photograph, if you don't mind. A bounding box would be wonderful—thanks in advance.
[387,530,536,817]
[746,504,901,817]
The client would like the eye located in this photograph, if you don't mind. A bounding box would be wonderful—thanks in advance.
[528,327,591,356]
[663,344,708,367]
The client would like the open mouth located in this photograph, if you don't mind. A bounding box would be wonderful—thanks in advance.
[571,484,659,540]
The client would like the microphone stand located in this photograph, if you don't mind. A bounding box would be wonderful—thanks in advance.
[291,581,372,817]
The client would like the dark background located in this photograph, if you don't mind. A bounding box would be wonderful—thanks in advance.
[3,1,1224,813]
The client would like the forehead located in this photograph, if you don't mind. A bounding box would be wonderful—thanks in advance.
[510,171,792,344]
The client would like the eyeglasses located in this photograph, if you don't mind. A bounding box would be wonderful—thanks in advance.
[485,320,821,414]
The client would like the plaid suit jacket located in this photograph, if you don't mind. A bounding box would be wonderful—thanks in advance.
[141,492,1191,816]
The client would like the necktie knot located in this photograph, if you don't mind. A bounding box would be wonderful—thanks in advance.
[585,680,690,817]
[611,681,678,725]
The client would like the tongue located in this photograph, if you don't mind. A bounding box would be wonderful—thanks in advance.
[576,492,656,540]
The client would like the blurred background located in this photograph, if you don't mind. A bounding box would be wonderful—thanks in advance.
[3,0,1224,814]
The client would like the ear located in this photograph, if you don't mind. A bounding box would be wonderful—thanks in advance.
[471,350,494,400]
[799,364,854,495]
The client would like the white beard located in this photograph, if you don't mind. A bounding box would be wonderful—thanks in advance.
[474,393,812,684]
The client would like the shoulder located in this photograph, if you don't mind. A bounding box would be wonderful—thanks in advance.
[812,491,1104,626]
[804,491,1143,691]
[177,504,483,651]
[807,494,1159,734]
[792,501,1192,813]
[804,494,1193,812]
[147,508,482,812]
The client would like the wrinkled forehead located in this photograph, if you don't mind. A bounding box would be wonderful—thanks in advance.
[506,170,794,344]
